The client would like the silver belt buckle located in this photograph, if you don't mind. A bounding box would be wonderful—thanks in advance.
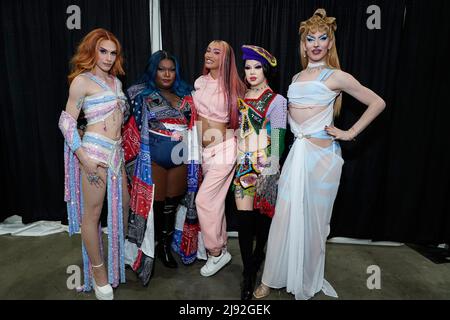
[297,133,311,140]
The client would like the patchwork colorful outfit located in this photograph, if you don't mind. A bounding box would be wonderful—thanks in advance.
[234,88,287,217]
[123,84,201,285]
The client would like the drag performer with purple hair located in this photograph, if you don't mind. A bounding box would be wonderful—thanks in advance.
[234,45,287,300]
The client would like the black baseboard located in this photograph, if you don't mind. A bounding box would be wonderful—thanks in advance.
[407,243,450,264]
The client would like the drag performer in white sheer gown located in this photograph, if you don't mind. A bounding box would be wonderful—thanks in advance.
[253,9,386,300]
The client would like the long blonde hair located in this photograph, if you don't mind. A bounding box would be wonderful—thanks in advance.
[299,9,342,116]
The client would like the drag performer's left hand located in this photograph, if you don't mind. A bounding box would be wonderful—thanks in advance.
[325,125,355,141]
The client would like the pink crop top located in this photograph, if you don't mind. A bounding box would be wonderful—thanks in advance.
[192,73,229,123]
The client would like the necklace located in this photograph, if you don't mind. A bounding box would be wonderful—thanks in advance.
[247,83,268,93]
[305,61,327,73]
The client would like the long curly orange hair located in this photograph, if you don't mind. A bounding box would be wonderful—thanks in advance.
[68,28,125,84]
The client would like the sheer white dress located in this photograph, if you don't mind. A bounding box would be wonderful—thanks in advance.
[261,69,344,300]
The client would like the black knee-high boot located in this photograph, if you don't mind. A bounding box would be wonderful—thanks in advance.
[157,196,181,268]
[236,209,257,300]
[153,201,165,245]
[253,212,272,274]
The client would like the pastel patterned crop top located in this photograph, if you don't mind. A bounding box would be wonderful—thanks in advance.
[192,73,229,123]
[80,72,128,126]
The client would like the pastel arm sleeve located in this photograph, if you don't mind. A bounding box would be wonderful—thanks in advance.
[58,110,82,152]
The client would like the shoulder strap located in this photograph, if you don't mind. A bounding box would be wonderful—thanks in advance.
[81,72,110,91]
[316,68,335,82]
[292,72,301,82]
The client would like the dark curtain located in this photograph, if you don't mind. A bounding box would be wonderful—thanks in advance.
[0,0,151,223]
[326,0,406,240]
[161,0,449,244]
[161,0,305,94]
[375,0,450,243]
[2,0,448,244]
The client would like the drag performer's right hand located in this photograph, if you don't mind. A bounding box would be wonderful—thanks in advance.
[80,155,108,188]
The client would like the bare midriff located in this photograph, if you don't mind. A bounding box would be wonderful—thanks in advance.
[85,108,124,141]
[198,115,228,148]
[289,103,332,148]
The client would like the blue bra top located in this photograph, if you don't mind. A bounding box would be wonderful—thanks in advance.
[287,68,339,108]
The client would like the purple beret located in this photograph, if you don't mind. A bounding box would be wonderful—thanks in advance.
[241,45,277,67]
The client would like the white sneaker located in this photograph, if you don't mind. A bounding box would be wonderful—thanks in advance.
[200,250,232,277]
[92,278,114,300]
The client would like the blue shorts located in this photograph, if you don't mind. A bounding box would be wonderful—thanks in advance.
[148,132,187,169]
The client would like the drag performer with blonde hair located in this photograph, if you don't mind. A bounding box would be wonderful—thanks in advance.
[59,28,129,300]
[234,45,287,300]
[253,9,385,300]
[194,40,246,277]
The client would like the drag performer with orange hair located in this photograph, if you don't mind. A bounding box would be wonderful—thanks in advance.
[58,28,129,300]
[253,9,385,300]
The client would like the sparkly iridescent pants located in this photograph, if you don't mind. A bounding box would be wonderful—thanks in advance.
[78,132,126,289]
